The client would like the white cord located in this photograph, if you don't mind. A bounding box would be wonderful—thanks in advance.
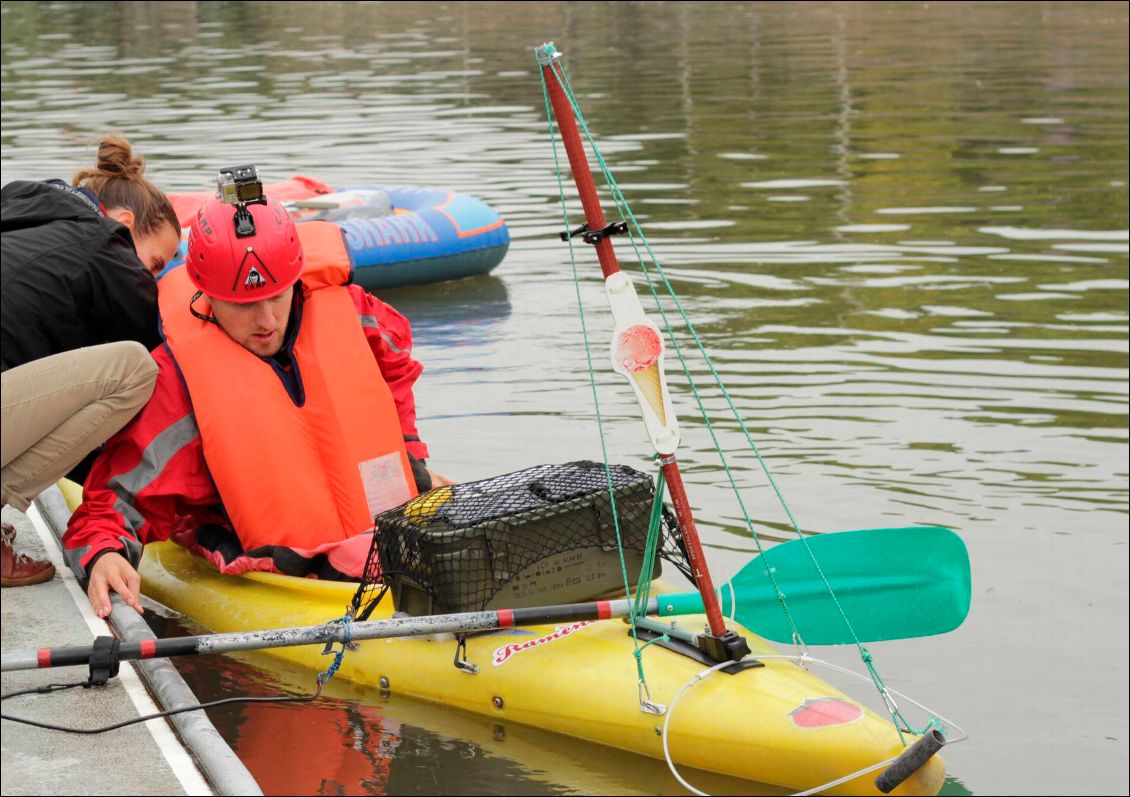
[659,653,967,796]
[662,661,733,797]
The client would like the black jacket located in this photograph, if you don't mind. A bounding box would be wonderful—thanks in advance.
[0,180,162,372]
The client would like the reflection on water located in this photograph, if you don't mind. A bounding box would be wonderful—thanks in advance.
[3,2,1126,795]
[386,274,512,348]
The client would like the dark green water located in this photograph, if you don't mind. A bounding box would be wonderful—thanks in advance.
[3,2,1126,794]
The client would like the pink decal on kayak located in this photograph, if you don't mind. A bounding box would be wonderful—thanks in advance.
[789,697,864,729]
[492,621,595,666]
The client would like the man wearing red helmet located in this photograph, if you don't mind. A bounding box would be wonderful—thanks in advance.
[63,189,446,618]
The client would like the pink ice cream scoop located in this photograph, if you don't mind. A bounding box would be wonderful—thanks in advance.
[614,324,662,372]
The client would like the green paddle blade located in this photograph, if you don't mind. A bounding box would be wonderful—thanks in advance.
[726,526,971,645]
[657,526,971,644]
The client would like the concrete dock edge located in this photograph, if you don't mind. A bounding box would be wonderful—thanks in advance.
[32,485,262,796]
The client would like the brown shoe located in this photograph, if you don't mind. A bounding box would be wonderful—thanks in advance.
[1,521,56,587]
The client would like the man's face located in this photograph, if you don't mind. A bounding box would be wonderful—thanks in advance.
[209,286,294,357]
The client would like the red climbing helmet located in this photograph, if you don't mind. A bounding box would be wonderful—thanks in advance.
[185,196,303,302]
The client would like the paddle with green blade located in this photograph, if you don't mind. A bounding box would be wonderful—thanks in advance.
[661,525,971,645]
[2,525,969,673]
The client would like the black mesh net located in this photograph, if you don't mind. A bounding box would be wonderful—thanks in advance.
[351,460,692,619]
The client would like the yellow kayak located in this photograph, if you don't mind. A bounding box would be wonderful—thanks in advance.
[133,538,944,795]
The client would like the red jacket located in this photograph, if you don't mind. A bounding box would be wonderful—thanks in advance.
[62,282,428,580]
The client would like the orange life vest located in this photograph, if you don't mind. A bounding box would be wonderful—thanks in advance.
[159,221,416,552]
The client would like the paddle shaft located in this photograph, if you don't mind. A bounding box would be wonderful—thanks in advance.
[2,597,660,673]
[538,46,728,638]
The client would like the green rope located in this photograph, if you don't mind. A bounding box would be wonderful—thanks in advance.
[636,632,672,654]
[537,43,930,735]
[631,464,668,620]
[860,647,916,740]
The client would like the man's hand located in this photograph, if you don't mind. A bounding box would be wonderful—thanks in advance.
[427,468,456,488]
[87,551,143,618]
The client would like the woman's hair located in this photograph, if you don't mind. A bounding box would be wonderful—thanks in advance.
[71,134,179,238]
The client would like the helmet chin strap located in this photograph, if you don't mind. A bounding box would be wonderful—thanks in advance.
[189,291,219,325]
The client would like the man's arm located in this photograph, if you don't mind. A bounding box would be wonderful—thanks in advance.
[349,285,429,462]
[84,551,142,618]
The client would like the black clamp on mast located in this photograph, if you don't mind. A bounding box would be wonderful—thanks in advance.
[560,221,629,245]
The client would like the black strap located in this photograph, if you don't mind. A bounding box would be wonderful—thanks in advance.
[87,636,121,687]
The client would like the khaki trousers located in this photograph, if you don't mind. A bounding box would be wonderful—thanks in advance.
[1,342,157,511]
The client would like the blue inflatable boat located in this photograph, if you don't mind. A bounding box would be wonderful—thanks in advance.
[168,176,509,291]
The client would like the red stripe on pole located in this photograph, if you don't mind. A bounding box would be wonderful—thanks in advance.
[596,601,612,620]
[140,639,157,659]
[498,609,514,628]
[37,649,51,668]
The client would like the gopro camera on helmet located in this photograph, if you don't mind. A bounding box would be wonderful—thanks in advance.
[216,165,264,205]
[215,164,267,237]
